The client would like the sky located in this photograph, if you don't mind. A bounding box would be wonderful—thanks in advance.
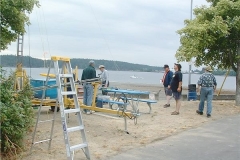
[2,0,209,71]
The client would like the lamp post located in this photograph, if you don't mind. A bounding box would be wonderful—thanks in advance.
[188,0,193,85]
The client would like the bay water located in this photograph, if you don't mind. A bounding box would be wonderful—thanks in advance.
[3,67,236,91]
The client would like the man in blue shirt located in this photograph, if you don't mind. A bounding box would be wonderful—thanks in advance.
[81,60,97,114]
[162,64,173,108]
[196,66,217,118]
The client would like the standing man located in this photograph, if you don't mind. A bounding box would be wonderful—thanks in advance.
[99,65,109,95]
[81,60,96,115]
[170,63,183,115]
[196,66,217,118]
[162,64,173,108]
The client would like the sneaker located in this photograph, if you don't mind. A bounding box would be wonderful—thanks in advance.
[91,110,95,113]
[196,110,203,115]
[164,104,170,108]
[207,114,211,118]
[86,111,91,115]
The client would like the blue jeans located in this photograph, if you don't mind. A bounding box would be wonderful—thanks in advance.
[198,87,214,115]
[83,83,93,112]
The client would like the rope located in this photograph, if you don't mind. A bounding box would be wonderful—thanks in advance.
[39,0,51,68]
[87,0,120,71]
[35,9,46,68]
[28,23,32,77]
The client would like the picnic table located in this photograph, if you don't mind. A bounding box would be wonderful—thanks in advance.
[101,88,157,115]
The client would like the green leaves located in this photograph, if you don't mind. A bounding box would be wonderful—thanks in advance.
[0,0,40,50]
[176,0,240,71]
[0,68,34,156]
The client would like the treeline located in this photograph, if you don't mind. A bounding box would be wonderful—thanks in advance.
[0,55,162,72]
[193,69,236,76]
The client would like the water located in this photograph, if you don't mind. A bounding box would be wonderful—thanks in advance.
[3,67,236,91]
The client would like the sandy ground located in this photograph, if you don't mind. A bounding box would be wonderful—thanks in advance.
[20,99,240,160]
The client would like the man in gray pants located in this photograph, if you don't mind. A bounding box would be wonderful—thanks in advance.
[81,60,96,115]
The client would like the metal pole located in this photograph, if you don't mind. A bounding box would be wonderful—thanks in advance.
[188,0,193,85]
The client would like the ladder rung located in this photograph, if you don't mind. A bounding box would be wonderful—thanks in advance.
[33,139,51,144]
[38,119,54,123]
[59,74,73,78]
[67,126,84,132]
[61,91,76,95]
[64,108,80,114]
[70,143,88,152]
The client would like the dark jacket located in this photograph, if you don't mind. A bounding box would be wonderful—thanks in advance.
[163,71,173,87]
[81,65,96,81]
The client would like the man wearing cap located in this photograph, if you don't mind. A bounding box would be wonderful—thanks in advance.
[81,60,97,114]
[161,64,173,108]
[99,65,109,95]
[196,66,217,118]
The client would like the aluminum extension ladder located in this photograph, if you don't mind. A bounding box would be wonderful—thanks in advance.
[30,56,90,160]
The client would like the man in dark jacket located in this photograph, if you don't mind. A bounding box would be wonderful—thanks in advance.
[81,60,96,114]
[162,64,173,108]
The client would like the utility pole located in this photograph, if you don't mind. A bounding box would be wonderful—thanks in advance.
[188,0,193,85]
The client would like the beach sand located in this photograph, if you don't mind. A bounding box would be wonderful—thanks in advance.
[21,100,240,160]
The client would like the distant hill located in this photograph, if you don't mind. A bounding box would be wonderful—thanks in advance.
[0,55,163,72]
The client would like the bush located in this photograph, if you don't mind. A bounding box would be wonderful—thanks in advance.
[0,68,34,159]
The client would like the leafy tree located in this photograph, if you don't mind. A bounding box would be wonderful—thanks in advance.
[176,0,240,105]
[1,0,39,50]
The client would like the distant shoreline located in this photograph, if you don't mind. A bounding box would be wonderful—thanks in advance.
[2,66,236,77]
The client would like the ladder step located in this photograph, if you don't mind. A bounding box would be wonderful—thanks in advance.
[70,143,88,152]
[61,91,76,95]
[59,74,73,78]
[64,108,80,114]
[38,119,54,123]
[67,126,84,132]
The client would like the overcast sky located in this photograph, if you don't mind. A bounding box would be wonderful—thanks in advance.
[3,0,209,71]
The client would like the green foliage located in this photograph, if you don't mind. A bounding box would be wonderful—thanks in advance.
[196,68,236,76]
[176,0,240,72]
[1,0,40,50]
[0,55,163,72]
[0,68,34,158]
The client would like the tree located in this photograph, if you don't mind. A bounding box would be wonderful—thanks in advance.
[176,0,240,105]
[0,0,39,50]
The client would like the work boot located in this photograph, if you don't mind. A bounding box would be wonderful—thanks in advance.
[196,110,203,115]
[164,104,170,108]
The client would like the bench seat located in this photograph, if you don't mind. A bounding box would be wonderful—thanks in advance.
[120,97,157,113]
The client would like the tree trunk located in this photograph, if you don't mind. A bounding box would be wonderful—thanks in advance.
[236,41,240,106]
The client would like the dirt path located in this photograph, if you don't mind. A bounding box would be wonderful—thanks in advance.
[21,100,240,160]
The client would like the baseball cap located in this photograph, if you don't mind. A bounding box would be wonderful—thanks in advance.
[163,64,169,68]
[99,65,105,69]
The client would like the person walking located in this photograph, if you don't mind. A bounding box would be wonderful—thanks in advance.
[162,64,173,108]
[170,63,183,115]
[81,60,97,115]
[196,66,217,118]
[99,65,109,95]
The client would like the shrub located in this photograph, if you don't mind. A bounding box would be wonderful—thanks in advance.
[0,68,34,159]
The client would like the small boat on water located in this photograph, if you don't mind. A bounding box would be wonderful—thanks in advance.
[130,75,144,79]
[130,75,138,79]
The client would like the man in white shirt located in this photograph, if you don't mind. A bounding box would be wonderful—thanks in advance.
[99,65,109,95]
